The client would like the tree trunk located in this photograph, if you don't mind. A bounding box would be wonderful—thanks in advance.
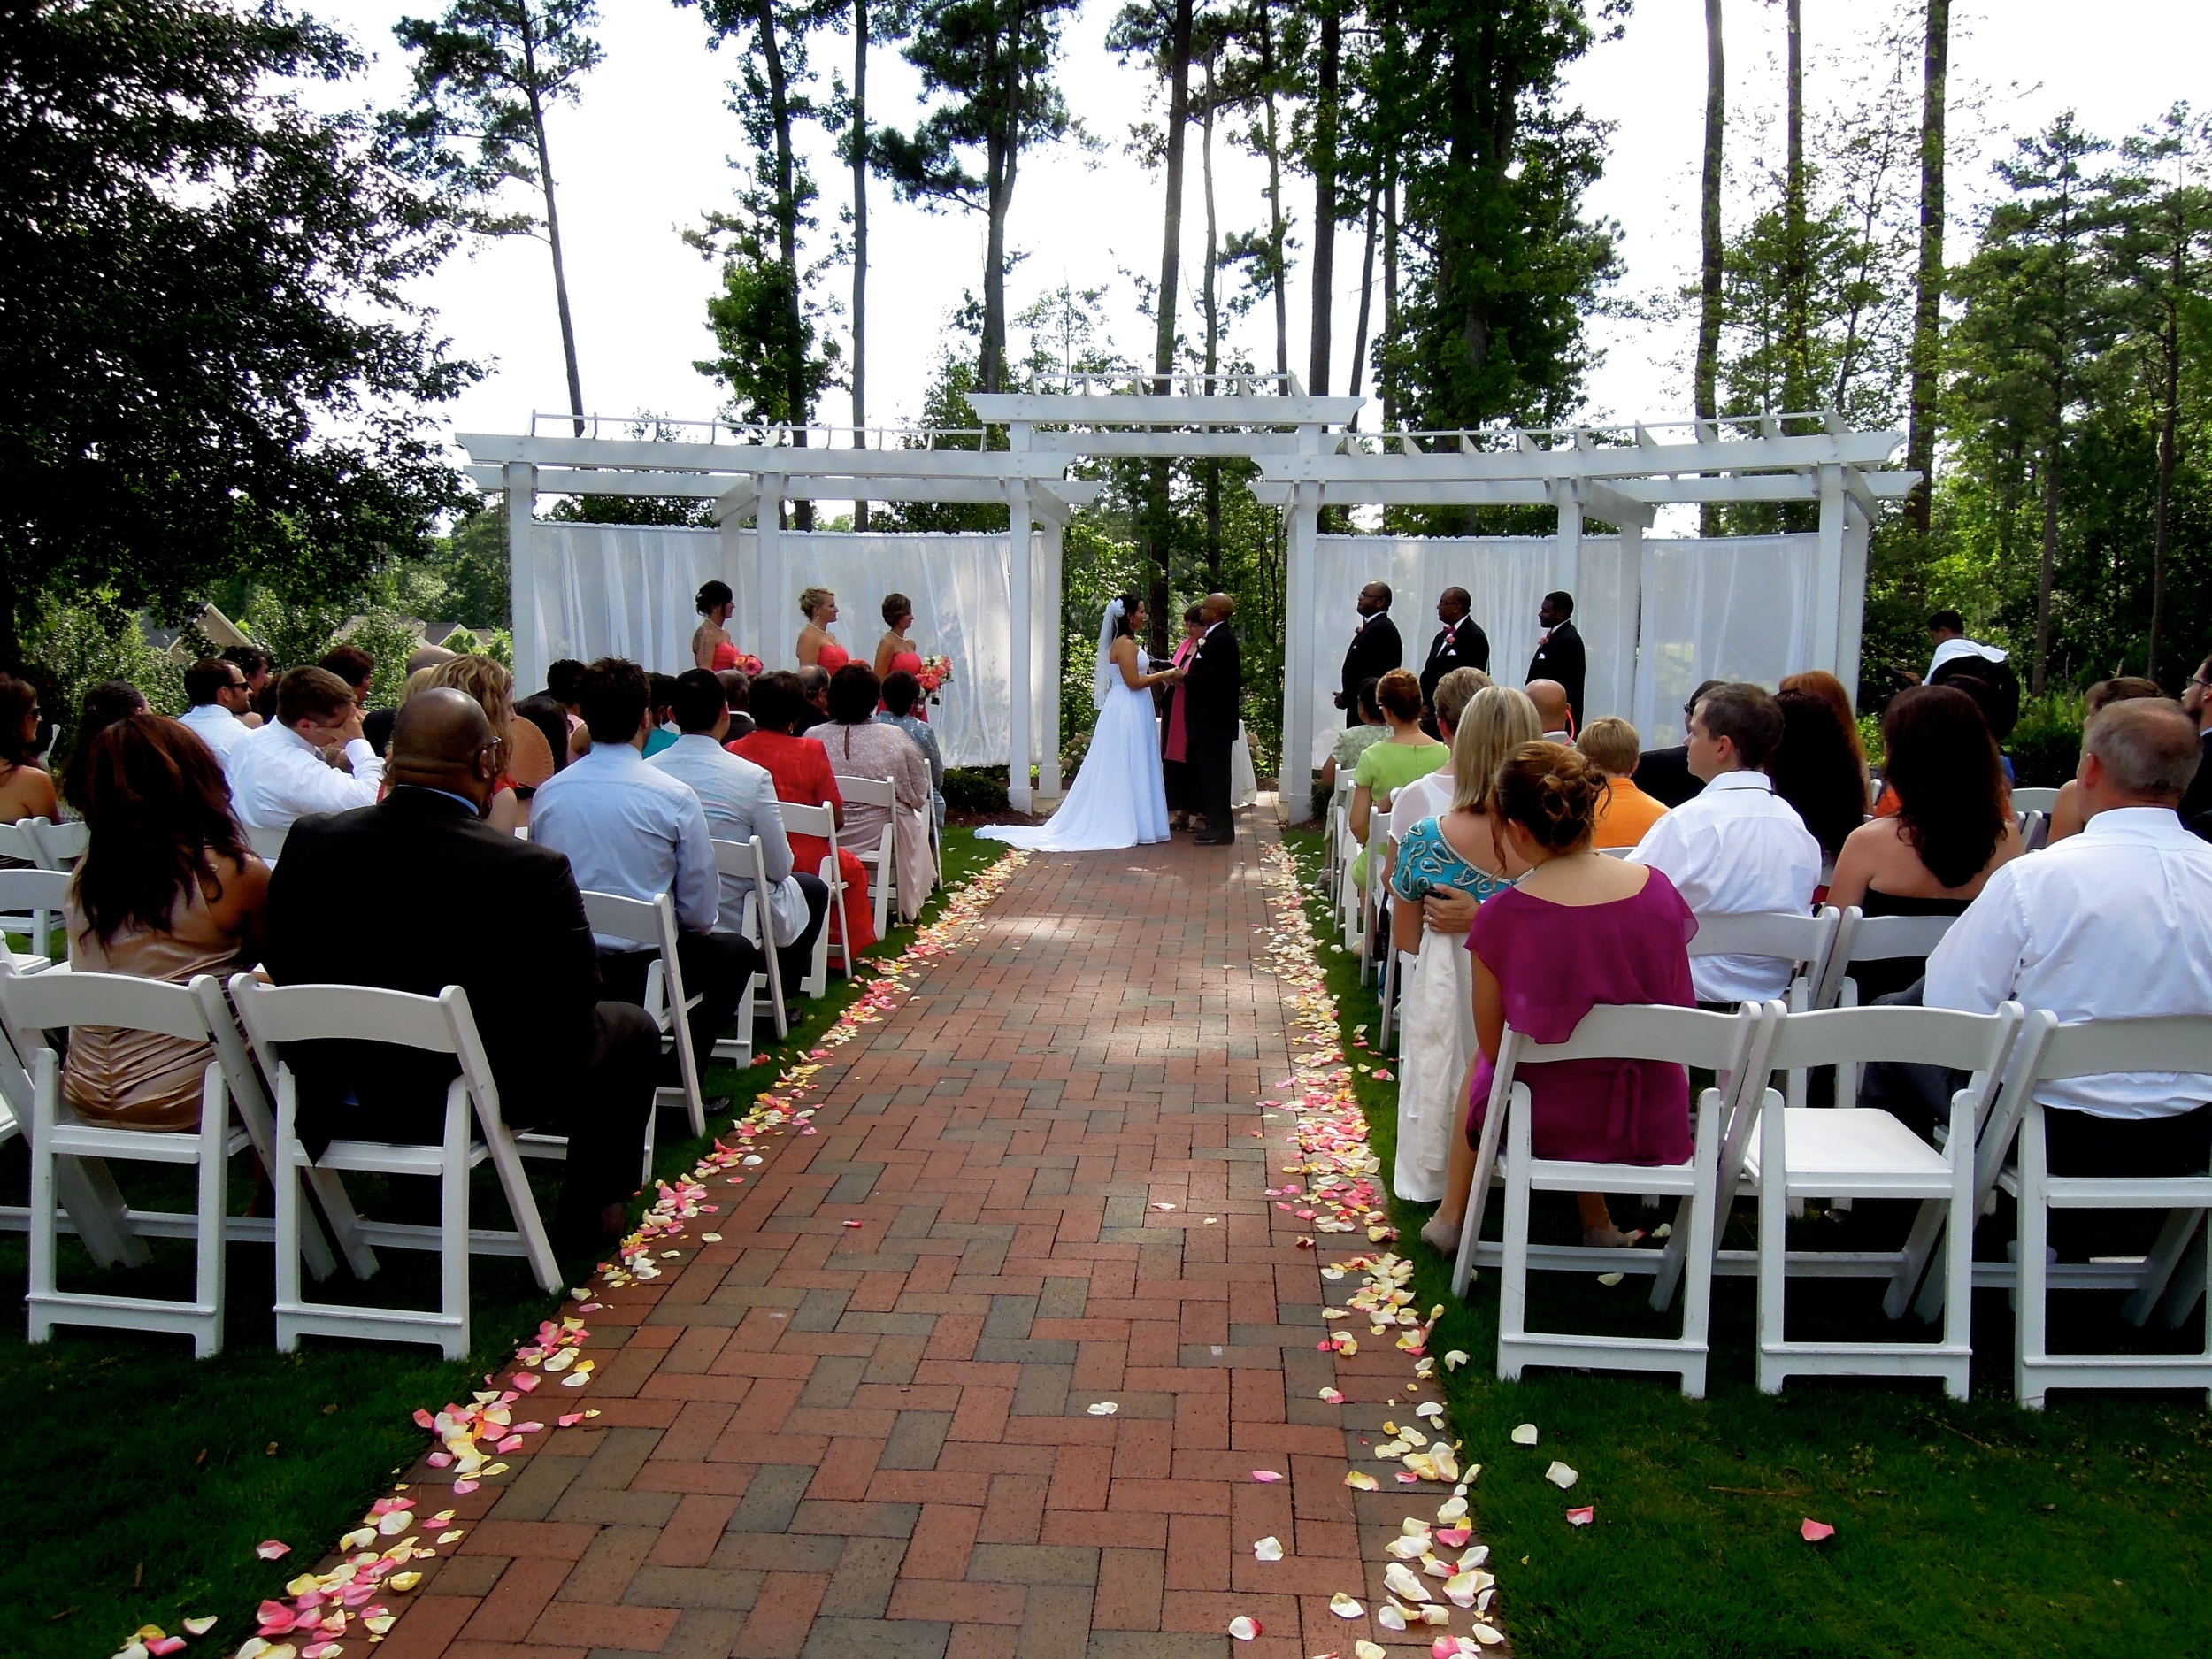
[2149,223,2183,683]
[1203,52,1223,588]
[1307,1,1339,397]
[852,0,870,529]
[1145,0,1194,657]
[1347,183,1378,407]
[1382,170,1397,427]
[519,14,585,437]
[1694,0,1724,536]
[1256,0,1289,380]
[1783,0,1808,416]
[1905,0,1949,540]
[753,0,811,526]
[979,12,1023,395]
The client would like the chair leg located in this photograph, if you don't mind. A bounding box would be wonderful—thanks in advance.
[439,1093,471,1362]
[1453,1078,1512,1299]
[194,1083,228,1358]
[2016,1105,2050,1409]
[2122,1209,2206,1328]
[1939,1093,1976,1400]
[1495,1092,1533,1378]
[27,1066,57,1344]
[307,1165,380,1279]
[1678,1096,1721,1400]
[2158,1225,2208,1331]
[274,1079,304,1353]
[1888,1196,1948,1321]
[1755,1093,1787,1395]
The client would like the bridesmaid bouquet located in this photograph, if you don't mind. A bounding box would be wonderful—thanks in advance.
[918,655,953,704]
[733,650,764,675]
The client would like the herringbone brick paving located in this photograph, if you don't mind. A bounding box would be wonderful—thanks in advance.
[378,818,1479,1659]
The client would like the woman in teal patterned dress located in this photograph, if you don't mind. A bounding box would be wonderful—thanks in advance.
[1387,687,1539,1206]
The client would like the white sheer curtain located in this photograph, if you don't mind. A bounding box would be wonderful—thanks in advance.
[526,525,1048,766]
[1628,535,1817,746]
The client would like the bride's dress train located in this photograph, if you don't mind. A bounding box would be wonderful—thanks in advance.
[979,649,1169,853]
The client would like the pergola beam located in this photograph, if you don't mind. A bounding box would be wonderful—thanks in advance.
[465,464,1096,521]
[967,392,1361,426]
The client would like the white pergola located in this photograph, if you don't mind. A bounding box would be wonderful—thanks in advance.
[460,379,1915,819]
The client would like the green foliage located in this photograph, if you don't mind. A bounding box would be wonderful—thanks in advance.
[697,252,841,424]
[2006,690,2088,788]
[941,765,1010,813]
[21,593,186,727]
[0,0,475,664]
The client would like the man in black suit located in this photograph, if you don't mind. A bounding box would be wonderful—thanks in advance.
[1418,586,1489,710]
[1337,580,1401,727]
[2181,650,2212,840]
[263,691,657,1248]
[1184,592,1245,845]
[1525,590,1586,730]
[1631,679,1722,809]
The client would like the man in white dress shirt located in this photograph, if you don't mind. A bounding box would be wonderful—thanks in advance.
[226,666,385,831]
[1630,682,1822,1004]
[530,657,758,1074]
[1925,698,2212,1184]
[649,669,829,1001]
[177,657,254,763]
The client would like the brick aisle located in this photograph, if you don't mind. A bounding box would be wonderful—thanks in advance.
[383,818,1473,1659]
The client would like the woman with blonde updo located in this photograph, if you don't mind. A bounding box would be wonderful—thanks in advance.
[796,588,849,673]
[1419,741,1699,1256]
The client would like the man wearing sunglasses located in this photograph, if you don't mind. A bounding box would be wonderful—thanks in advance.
[178,657,256,763]
[2177,654,2212,839]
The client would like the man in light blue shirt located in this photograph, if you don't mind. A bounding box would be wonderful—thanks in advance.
[530,657,757,1072]
[651,669,829,999]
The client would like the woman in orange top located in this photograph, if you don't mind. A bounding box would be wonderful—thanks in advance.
[728,669,879,957]
[1575,717,1670,849]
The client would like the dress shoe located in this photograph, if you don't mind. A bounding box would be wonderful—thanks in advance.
[1194,832,1236,845]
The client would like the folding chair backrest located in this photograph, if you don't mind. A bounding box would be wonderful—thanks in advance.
[0,822,47,869]
[0,869,72,955]
[780,802,836,842]
[712,836,767,887]
[2032,1014,2212,1083]
[1509,1001,1762,1077]
[233,979,463,1056]
[580,888,669,951]
[840,774,895,811]
[1816,907,1962,1008]
[2008,787,2061,814]
[28,818,88,869]
[0,966,212,1044]
[1690,908,1839,1007]
[245,823,288,864]
[1763,1002,2021,1079]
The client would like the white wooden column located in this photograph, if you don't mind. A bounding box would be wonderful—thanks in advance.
[504,463,541,693]
[1813,464,1846,676]
[757,472,786,664]
[1279,479,1323,820]
[1550,479,1583,599]
[1839,496,1871,703]
[1039,515,1065,801]
[1005,433,1035,811]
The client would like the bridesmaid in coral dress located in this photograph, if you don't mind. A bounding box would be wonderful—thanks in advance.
[873,592,928,719]
[694,580,741,671]
[796,586,850,673]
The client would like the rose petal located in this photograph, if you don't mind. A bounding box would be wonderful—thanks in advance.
[1228,1617,1261,1641]
[1801,1518,1836,1542]
[1343,1470,1379,1490]
[509,1373,540,1394]
[1086,1402,1118,1417]
[557,1413,586,1427]
[1251,1470,1283,1483]
[1545,1462,1578,1489]
[1509,1424,1539,1446]
[182,1617,218,1637]
[1566,1506,1594,1526]
[148,1640,188,1655]
[1356,1641,1389,1659]
[1252,1535,1284,1562]
[451,1479,479,1494]
[1329,1592,1365,1619]
[1318,1387,1345,1404]
[256,1540,292,1561]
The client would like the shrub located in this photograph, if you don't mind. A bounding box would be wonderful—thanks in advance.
[2005,692,2086,788]
[942,766,1010,814]
[22,591,186,726]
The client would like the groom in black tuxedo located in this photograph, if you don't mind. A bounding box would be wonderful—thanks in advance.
[1183,592,1244,845]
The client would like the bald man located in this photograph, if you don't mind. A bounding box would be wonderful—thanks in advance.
[1527,679,1572,741]
[264,690,657,1248]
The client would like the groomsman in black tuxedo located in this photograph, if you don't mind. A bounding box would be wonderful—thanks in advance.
[1336,580,1401,727]
[1525,589,1586,730]
[1184,593,1244,845]
[1418,586,1489,709]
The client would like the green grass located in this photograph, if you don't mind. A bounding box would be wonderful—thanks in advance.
[0,827,999,1659]
[1281,829,2212,1659]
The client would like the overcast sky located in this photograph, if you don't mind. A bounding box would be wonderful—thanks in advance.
[311,0,2212,445]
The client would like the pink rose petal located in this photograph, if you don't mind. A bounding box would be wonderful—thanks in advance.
[496,1435,525,1453]
[1228,1616,1262,1640]
[256,1540,291,1560]
[510,1372,540,1393]
[426,1451,453,1467]
[1566,1506,1594,1525]
[1251,1470,1283,1483]
[1801,1517,1835,1542]
[451,1478,480,1494]
[1434,1526,1472,1548]
[147,1640,187,1655]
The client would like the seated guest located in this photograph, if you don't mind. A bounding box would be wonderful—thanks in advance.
[546,657,591,761]
[651,669,830,998]
[1578,716,1671,849]
[1526,679,1573,741]
[718,669,757,742]
[1388,684,1537,1206]
[178,657,256,764]
[1925,699,2212,1213]
[60,680,150,815]
[817,663,935,919]
[1778,670,1869,795]
[731,671,879,957]
[1384,667,1496,872]
[877,669,945,828]
[643,673,680,757]
[264,691,656,1247]
[227,666,383,831]
[1423,741,1700,1254]
[795,664,833,734]
[1320,676,1389,795]
[2047,676,2165,843]
[319,643,377,709]
[2173,651,2212,837]
[428,655,554,832]
[1349,668,1447,893]
[514,692,573,778]
[62,715,268,1129]
[1631,680,1721,809]
[1770,685,1870,884]
[529,658,759,1071]
[221,645,273,728]
[1629,682,1822,1005]
[1829,684,2023,1003]
[0,672,60,826]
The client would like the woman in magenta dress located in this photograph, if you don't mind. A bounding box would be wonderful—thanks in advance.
[1419,741,1697,1255]
[873,593,928,719]
[796,586,850,673]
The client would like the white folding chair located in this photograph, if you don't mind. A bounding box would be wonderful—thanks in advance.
[837,775,900,939]
[1690,908,1841,1115]
[0,868,71,972]
[27,817,88,869]
[2008,787,2061,814]
[713,837,789,1042]
[1999,1015,2212,1409]
[244,823,288,865]
[2018,810,2052,852]
[1815,907,1961,1011]
[580,890,708,1140]
[232,975,562,1357]
[1732,1002,2023,1399]
[0,967,350,1355]
[1454,1002,1770,1399]
[780,801,844,989]
[0,820,53,870]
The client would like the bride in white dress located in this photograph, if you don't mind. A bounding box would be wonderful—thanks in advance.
[979,595,1183,852]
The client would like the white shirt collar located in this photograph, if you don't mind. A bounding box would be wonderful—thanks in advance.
[1702,769,1774,794]
[2079,803,2193,842]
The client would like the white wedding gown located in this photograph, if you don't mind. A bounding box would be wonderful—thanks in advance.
[979,649,1170,852]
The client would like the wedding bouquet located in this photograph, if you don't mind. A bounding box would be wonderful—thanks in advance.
[918,655,953,704]
[733,651,764,676]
